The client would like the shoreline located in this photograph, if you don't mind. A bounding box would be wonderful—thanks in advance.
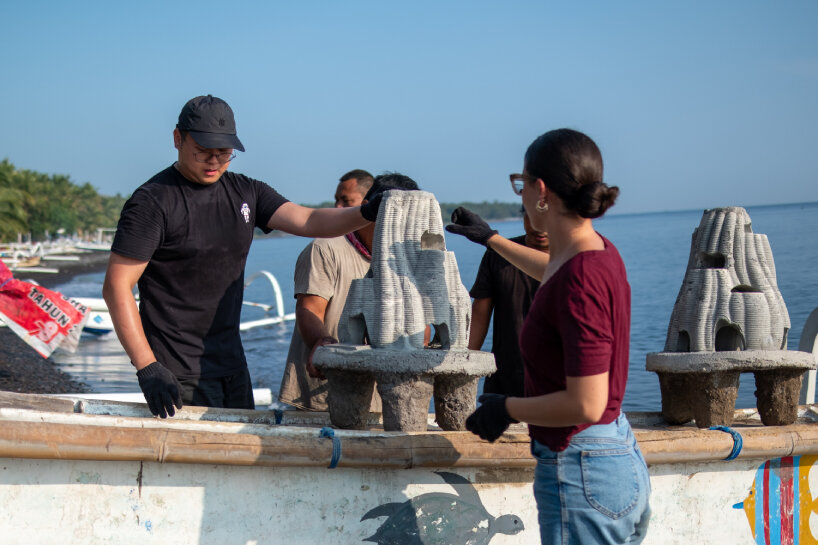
[0,251,110,394]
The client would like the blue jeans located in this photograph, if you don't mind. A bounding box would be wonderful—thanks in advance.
[531,413,651,544]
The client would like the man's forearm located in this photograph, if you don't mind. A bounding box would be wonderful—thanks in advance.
[270,203,369,238]
[301,207,370,238]
[295,304,330,349]
[469,298,493,350]
[103,287,156,370]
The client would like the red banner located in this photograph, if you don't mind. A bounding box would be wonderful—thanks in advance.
[0,259,90,358]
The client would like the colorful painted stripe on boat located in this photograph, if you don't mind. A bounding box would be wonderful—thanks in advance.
[734,455,818,545]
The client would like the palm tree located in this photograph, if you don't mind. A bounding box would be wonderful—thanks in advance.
[0,159,126,241]
[0,187,28,241]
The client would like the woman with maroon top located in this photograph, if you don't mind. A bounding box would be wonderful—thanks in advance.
[447,129,651,544]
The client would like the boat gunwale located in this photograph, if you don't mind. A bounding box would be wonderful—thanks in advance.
[1,392,818,469]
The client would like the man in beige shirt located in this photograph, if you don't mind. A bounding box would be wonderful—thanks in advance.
[279,172,419,410]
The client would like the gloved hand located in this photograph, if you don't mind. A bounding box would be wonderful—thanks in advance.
[465,393,518,442]
[445,207,498,246]
[136,362,183,418]
[359,192,383,222]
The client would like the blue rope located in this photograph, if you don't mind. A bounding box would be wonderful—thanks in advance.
[273,409,283,425]
[319,427,342,469]
[709,425,743,461]
[0,278,11,290]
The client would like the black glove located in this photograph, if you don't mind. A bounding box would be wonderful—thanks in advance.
[136,362,183,418]
[465,393,518,442]
[360,192,383,222]
[445,207,498,246]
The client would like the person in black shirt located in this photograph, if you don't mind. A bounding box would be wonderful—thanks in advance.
[468,213,549,397]
[102,95,382,418]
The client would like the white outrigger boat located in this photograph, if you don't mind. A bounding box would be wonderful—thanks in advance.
[1,320,816,543]
[0,304,816,544]
[0,270,295,336]
[2,307,816,544]
[2,390,818,545]
[72,270,295,336]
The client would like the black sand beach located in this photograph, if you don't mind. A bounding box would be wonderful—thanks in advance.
[0,252,110,394]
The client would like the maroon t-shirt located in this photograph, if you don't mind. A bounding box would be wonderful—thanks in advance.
[520,235,631,451]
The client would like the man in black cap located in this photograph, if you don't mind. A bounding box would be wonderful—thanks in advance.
[102,95,382,418]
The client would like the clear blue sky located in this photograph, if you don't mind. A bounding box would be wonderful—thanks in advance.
[2,1,816,214]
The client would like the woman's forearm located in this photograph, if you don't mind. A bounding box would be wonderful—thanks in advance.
[505,373,609,427]
[486,235,549,281]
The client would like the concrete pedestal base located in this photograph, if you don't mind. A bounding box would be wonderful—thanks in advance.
[657,374,693,425]
[648,350,815,428]
[433,375,479,431]
[314,345,495,432]
[376,373,434,432]
[755,369,804,426]
[325,369,376,430]
[689,371,740,428]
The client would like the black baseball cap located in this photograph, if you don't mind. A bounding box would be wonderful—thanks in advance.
[177,95,245,152]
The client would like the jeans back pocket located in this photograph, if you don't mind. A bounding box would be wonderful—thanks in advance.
[580,448,639,519]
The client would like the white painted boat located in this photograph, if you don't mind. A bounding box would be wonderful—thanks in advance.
[71,270,295,336]
[72,296,116,335]
[3,253,60,274]
[238,270,296,330]
[55,388,275,407]
[1,390,818,545]
[72,227,117,252]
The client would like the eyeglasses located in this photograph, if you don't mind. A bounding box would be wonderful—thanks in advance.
[509,173,538,196]
[193,151,236,164]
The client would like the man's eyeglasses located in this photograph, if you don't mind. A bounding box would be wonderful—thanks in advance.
[509,173,537,196]
[193,151,236,165]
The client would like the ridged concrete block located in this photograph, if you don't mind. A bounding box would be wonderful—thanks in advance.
[647,207,811,427]
[320,191,494,431]
[339,190,472,350]
[664,207,790,352]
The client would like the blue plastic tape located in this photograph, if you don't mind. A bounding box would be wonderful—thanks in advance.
[319,427,342,469]
[709,425,743,461]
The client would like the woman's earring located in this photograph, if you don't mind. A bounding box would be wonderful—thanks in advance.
[536,200,548,212]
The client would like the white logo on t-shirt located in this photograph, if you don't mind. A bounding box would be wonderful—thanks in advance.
[240,203,250,224]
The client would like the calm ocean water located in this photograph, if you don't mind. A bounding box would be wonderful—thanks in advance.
[54,201,818,412]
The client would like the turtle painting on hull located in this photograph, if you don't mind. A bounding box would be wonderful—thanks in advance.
[361,471,524,544]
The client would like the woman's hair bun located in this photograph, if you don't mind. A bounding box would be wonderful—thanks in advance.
[573,181,620,219]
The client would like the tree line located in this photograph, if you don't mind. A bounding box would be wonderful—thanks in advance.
[0,159,126,243]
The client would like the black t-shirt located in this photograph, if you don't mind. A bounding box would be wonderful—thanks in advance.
[469,235,540,397]
[111,165,288,379]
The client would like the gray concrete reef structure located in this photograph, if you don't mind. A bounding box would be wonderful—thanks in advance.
[647,207,815,427]
[314,190,495,431]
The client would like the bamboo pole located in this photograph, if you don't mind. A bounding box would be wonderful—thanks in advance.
[0,419,535,468]
[1,392,817,468]
[1,415,818,468]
